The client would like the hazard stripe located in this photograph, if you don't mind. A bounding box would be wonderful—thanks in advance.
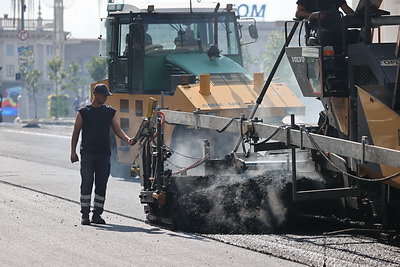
[94,194,105,201]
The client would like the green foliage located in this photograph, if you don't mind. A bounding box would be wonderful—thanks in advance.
[19,49,42,119]
[65,61,87,96]
[258,31,301,96]
[47,94,69,118]
[47,57,68,118]
[19,50,42,94]
[47,56,67,96]
[86,55,107,82]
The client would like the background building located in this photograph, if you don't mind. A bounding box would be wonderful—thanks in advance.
[0,0,99,122]
[0,0,398,122]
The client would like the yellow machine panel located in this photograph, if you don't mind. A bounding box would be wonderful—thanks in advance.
[358,86,400,188]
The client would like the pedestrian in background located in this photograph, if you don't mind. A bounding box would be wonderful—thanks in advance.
[84,96,91,106]
[70,84,137,225]
[73,96,81,112]
[295,0,355,78]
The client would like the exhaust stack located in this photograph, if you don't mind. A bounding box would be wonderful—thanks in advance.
[199,73,211,95]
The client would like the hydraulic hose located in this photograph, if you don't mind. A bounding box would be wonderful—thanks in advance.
[304,128,400,182]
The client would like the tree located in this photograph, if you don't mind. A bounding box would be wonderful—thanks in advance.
[47,56,67,119]
[47,57,67,118]
[19,49,42,119]
[66,61,87,97]
[47,56,67,96]
[86,55,107,82]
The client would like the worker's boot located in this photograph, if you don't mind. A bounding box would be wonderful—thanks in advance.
[81,214,90,225]
[91,214,106,224]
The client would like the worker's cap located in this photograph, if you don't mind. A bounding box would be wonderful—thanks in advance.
[93,84,112,96]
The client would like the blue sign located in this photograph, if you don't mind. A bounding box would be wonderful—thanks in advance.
[2,107,18,116]
[229,1,296,21]
[236,4,266,18]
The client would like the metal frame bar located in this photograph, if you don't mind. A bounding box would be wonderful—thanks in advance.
[162,110,400,169]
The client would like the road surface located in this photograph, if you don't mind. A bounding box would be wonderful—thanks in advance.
[2,122,400,266]
[0,122,303,266]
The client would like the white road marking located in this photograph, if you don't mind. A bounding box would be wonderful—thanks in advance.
[1,128,71,139]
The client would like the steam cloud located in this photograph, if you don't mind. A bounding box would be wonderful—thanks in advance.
[172,170,302,234]
[165,126,326,234]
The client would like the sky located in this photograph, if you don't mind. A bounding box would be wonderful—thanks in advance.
[0,0,297,39]
[0,1,398,39]
[0,0,108,39]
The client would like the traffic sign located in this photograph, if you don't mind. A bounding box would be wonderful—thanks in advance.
[18,30,29,41]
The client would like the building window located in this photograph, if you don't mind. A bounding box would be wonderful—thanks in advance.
[135,100,143,117]
[120,118,129,130]
[120,99,129,112]
[6,44,14,56]
[46,45,53,56]
[6,65,15,77]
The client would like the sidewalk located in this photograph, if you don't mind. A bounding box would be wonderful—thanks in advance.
[14,117,75,126]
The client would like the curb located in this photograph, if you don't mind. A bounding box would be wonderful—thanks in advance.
[15,118,75,126]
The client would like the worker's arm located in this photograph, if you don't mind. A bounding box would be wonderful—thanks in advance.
[70,112,83,163]
[295,4,326,20]
[110,116,137,146]
[340,4,355,15]
[295,4,311,19]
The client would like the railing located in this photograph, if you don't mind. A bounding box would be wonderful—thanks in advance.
[0,18,54,31]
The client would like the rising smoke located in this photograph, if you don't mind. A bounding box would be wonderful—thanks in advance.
[171,168,325,234]
[165,122,326,234]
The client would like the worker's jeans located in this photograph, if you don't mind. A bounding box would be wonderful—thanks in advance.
[80,152,111,216]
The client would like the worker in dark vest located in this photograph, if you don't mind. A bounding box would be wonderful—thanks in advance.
[296,0,355,78]
[70,84,137,225]
[296,0,355,47]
